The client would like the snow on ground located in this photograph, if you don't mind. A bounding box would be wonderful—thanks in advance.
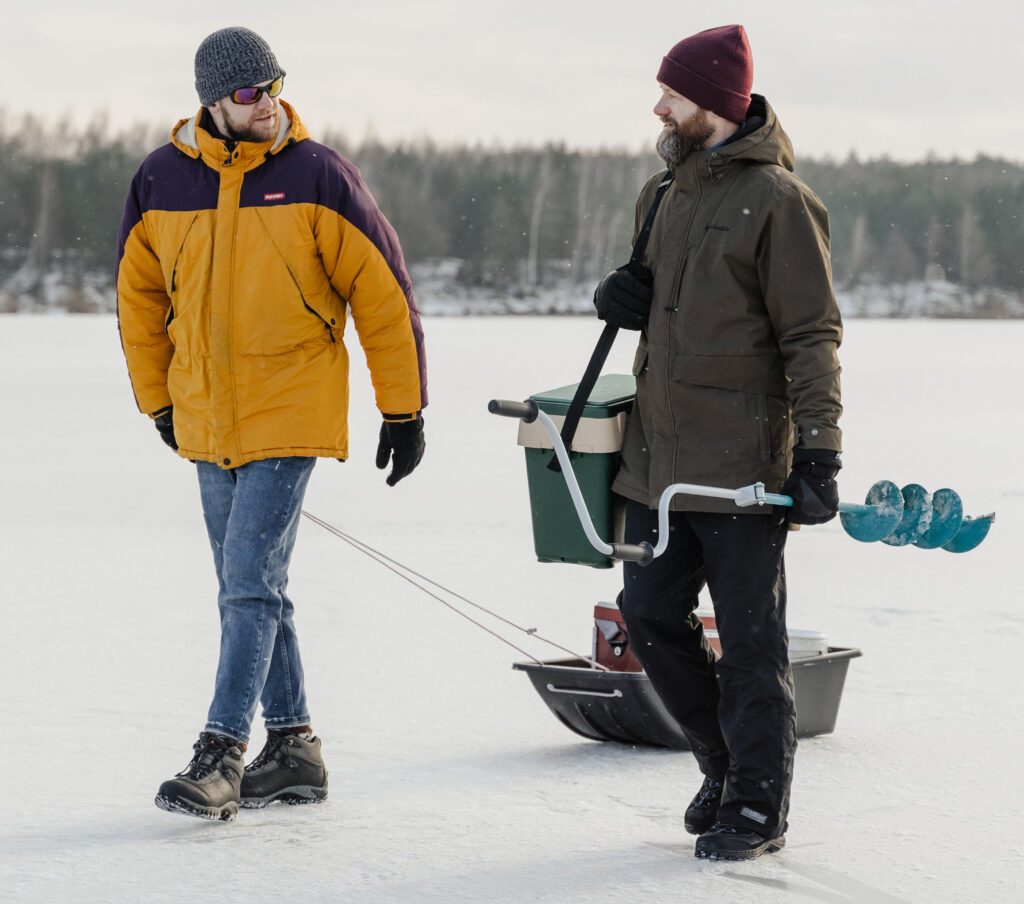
[1,316,1021,903]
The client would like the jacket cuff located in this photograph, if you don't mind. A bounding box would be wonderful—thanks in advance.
[795,423,841,451]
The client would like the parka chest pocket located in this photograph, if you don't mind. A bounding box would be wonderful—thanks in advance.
[247,207,341,353]
[162,213,210,344]
[163,214,199,299]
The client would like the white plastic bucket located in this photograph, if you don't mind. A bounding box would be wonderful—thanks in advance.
[786,629,829,660]
[696,609,828,660]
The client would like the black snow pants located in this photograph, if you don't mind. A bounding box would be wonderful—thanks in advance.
[619,499,796,838]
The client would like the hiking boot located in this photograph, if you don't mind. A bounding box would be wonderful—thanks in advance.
[684,775,724,835]
[694,820,786,861]
[240,729,328,808]
[155,732,245,822]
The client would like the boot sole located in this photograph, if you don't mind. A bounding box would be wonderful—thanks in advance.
[155,793,238,823]
[695,835,786,861]
[239,785,328,809]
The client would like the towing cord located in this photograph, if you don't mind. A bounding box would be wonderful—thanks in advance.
[301,510,608,670]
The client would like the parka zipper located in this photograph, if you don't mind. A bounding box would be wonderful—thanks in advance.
[285,265,336,343]
[166,214,198,334]
[665,160,703,314]
[302,297,337,342]
[662,163,703,466]
[166,268,175,331]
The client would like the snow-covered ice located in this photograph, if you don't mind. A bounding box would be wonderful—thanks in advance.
[1,315,1021,903]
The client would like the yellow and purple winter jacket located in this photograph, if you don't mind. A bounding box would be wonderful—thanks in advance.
[116,102,426,468]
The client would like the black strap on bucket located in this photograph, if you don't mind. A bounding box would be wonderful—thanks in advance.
[548,170,673,472]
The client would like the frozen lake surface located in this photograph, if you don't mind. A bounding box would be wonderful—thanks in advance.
[1,315,1021,903]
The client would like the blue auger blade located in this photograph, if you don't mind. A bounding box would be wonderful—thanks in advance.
[912,488,964,549]
[881,484,933,547]
[839,480,903,543]
[942,513,996,553]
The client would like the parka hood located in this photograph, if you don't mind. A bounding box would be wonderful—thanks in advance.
[170,100,308,169]
[676,95,795,180]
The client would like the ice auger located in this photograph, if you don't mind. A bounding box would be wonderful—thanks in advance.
[488,398,995,564]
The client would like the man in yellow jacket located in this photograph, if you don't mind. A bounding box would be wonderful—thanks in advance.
[116,26,427,822]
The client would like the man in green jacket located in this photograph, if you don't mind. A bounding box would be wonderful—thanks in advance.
[594,24,842,861]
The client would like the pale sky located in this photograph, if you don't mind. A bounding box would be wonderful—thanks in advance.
[7,0,1023,162]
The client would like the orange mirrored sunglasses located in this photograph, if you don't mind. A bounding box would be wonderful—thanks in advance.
[231,77,284,105]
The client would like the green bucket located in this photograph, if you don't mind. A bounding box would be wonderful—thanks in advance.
[518,374,635,568]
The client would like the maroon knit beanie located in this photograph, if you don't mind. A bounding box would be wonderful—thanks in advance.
[657,25,753,123]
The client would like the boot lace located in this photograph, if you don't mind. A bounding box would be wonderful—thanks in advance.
[693,776,724,807]
[179,732,238,781]
[247,730,299,771]
[708,821,743,835]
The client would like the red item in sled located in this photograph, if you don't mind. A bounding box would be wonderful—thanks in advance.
[594,604,721,672]
[593,604,643,672]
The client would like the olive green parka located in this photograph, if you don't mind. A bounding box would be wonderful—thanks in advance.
[612,96,842,514]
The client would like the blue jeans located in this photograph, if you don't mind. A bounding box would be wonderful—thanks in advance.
[196,457,316,745]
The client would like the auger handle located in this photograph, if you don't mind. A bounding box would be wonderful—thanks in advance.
[610,542,655,565]
[488,399,539,422]
[489,399,654,566]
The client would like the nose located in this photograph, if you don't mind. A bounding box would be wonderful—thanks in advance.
[255,91,275,112]
[653,95,670,117]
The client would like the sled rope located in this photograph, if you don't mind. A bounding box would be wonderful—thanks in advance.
[301,510,608,670]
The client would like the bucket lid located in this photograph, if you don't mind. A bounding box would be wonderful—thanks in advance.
[530,374,635,418]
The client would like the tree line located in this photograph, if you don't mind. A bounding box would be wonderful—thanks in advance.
[2,112,1022,314]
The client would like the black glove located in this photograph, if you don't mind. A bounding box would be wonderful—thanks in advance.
[153,406,178,451]
[782,448,841,525]
[593,263,653,330]
[375,414,425,486]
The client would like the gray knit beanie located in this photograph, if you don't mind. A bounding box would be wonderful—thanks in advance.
[194,27,285,106]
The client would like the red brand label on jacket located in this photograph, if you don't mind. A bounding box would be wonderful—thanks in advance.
[264,193,285,201]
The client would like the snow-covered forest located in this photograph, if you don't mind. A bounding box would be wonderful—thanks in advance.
[2,113,1023,317]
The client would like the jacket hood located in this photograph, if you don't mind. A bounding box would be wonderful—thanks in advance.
[679,95,795,179]
[170,99,308,168]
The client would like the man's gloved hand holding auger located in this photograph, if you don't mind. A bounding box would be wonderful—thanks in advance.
[593,262,654,331]
[782,448,841,524]
[376,413,426,486]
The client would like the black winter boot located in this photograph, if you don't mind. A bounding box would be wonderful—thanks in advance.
[694,820,786,861]
[684,775,724,835]
[155,732,245,822]
[240,729,328,808]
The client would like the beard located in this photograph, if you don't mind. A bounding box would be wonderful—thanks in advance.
[220,105,280,143]
[656,108,715,167]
